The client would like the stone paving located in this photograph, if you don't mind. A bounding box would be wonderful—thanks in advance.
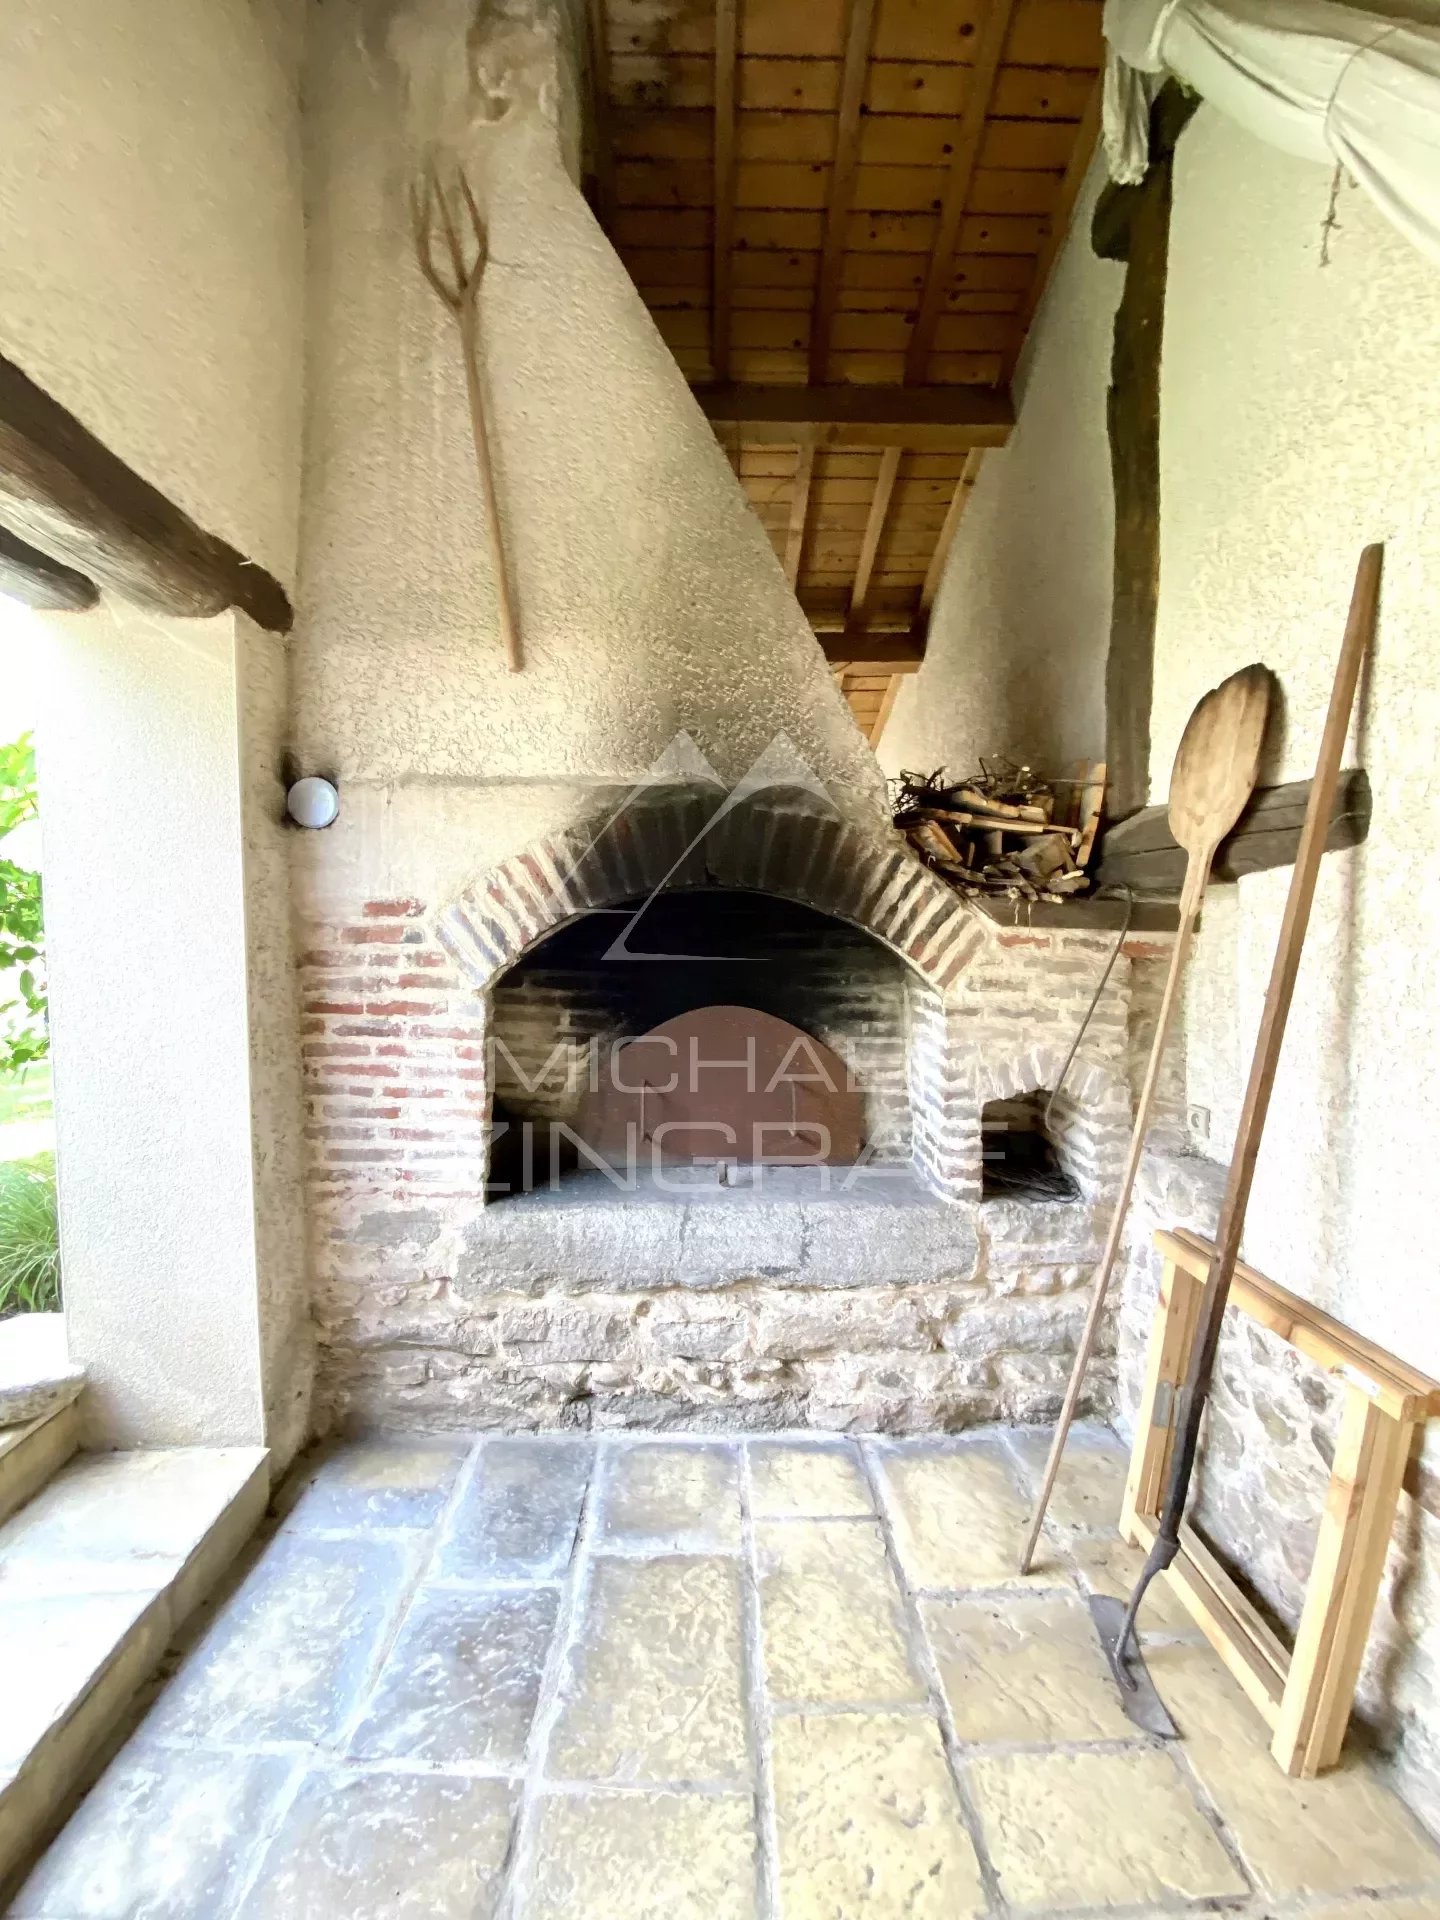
[9,1424,1440,1919]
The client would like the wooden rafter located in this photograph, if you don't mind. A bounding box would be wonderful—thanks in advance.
[711,0,739,381]
[784,444,815,588]
[820,631,923,670]
[920,448,983,616]
[583,0,616,229]
[849,445,901,621]
[809,0,878,384]
[1000,77,1103,383]
[903,0,1019,385]
[871,672,903,745]
[698,384,1013,451]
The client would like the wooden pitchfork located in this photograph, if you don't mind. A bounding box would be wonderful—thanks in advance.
[409,154,522,673]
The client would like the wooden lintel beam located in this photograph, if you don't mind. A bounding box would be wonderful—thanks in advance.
[0,351,292,633]
[699,383,1013,451]
[0,523,98,613]
[904,0,1017,384]
[784,443,816,588]
[821,628,925,672]
[711,0,739,382]
[1000,76,1102,383]
[849,445,901,620]
[810,0,878,384]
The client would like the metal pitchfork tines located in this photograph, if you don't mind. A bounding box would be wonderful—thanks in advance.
[409,153,522,673]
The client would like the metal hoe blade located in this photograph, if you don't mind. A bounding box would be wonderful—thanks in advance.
[1087,1595,1178,1740]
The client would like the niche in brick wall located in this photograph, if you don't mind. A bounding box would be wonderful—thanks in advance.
[981,1091,1080,1202]
[488,887,911,1193]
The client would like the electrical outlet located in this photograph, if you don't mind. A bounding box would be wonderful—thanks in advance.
[1187,1104,1211,1145]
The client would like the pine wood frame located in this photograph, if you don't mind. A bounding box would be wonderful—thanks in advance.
[1122,1226,1440,1778]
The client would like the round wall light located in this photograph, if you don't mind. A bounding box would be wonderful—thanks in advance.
[286,775,340,830]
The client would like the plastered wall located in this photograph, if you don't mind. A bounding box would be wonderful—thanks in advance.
[1156,108,1440,1374]
[292,0,885,911]
[0,0,305,581]
[879,160,1120,783]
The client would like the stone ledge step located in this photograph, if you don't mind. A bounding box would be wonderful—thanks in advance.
[0,1445,269,1891]
[0,1316,84,1429]
[0,1402,83,1532]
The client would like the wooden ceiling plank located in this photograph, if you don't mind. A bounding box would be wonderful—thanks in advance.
[903,0,1019,384]
[712,0,740,381]
[848,444,902,619]
[920,446,983,614]
[785,443,817,587]
[809,0,879,383]
[999,75,1101,381]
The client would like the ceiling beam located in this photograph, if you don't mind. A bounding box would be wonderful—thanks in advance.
[1000,76,1102,382]
[904,0,1018,384]
[810,0,879,384]
[848,445,901,621]
[0,523,98,613]
[0,350,292,632]
[821,629,925,672]
[711,0,739,382]
[698,383,1013,450]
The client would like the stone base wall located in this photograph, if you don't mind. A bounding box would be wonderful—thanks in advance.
[1116,1148,1440,1840]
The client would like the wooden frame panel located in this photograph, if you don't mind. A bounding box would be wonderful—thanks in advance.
[1121,1228,1440,1776]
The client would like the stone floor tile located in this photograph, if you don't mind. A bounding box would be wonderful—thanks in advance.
[548,1556,748,1784]
[1005,1420,1130,1536]
[140,1531,413,1747]
[348,1583,558,1767]
[0,1448,263,1599]
[598,1442,740,1553]
[966,1747,1247,1910]
[0,1589,159,1766]
[922,1591,1138,1743]
[755,1518,924,1706]
[1148,1642,1440,1898]
[8,1748,292,1918]
[278,1438,468,1532]
[747,1440,872,1518]
[872,1440,1067,1590]
[521,1790,756,1919]
[771,1711,986,1919]
[435,1438,591,1583]
[235,1768,516,1920]
[1067,1529,1199,1635]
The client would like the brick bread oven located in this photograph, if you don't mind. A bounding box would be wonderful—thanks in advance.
[301,787,1150,1433]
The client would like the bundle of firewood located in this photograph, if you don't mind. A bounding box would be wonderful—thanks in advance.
[892,760,1106,903]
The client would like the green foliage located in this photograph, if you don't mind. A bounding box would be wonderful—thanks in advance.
[0,733,46,1075]
[0,1152,59,1317]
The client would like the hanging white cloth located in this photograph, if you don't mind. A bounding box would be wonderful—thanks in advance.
[1101,0,1440,263]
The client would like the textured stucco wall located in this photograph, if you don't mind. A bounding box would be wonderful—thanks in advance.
[239,616,314,1468]
[1156,108,1440,1374]
[0,0,305,580]
[36,607,268,1448]
[293,0,883,829]
[879,160,1120,782]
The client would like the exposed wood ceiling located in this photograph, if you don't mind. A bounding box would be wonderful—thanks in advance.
[586,0,1104,745]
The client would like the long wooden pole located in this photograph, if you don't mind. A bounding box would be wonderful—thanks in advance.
[1112,543,1382,1659]
[1017,852,1206,1573]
